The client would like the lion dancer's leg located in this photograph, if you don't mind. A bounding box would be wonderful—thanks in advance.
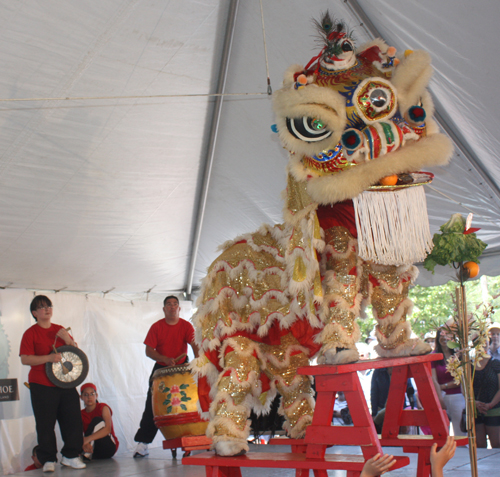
[367,264,431,357]
[208,337,262,456]
[262,334,315,438]
[317,226,363,364]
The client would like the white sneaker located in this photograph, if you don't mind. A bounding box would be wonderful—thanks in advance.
[133,442,149,458]
[43,462,56,472]
[61,456,86,469]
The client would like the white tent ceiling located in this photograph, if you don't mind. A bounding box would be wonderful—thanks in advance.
[1,0,499,296]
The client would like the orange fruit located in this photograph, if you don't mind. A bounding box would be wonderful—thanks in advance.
[380,175,398,186]
[463,261,479,278]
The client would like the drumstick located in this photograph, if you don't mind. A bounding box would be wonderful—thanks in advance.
[52,344,70,375]
[174,353,187,363]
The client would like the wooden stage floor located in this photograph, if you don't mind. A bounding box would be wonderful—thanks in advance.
[10,442,500,476]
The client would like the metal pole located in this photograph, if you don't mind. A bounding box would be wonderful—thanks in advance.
[185,0,239,300]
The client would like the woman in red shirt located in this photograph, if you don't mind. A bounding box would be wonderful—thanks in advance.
[19,295,85,472]
[80,383,119,459]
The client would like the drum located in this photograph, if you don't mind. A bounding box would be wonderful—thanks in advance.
[152,364,208,440]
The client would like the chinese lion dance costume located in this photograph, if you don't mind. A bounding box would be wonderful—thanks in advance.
[192,13,453,456]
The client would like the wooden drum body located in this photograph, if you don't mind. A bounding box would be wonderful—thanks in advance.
[152,364,208,440]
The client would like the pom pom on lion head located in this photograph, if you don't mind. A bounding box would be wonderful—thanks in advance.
[273,13,453,207]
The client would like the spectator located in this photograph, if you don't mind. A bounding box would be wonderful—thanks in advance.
[359,436,456,477]
[489,323,500,361]
[424,331,436,351]
[431,328,466,436]
[474,341,500,448]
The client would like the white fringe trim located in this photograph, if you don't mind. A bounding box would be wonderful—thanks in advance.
[353,186,432,266]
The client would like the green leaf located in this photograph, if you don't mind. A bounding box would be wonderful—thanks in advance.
[180,384,189,389]
[166,406,172,414]
[180,404,187,411]
[446,341,460,349]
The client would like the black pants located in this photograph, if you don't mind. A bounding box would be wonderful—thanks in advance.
[30,383,83,464]
[134,363,167,444]
[85,417,117,459]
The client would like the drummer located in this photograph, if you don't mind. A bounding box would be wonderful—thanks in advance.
[133,295,199,458]
[19,295,85,472]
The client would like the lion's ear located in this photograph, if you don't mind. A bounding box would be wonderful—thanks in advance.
[391,50,433,114]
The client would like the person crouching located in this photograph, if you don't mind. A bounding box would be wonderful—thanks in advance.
[80,383,119,460]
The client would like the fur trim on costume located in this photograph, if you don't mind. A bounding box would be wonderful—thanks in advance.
[318,347,360,365]
[372,297,414,325]
[376,337,432,358]
[391,50,433,118]
[283,414,312,439]
[305,133,453,204]
[213,439,249,457]
[315,320,361,350]
[261,345,311,372]
[273,81,346,157]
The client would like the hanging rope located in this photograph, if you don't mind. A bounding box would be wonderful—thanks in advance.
[0,91,268,104]
[259,0,272,95]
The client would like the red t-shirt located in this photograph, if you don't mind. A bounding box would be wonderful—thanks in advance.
[81,402,119,450]
[19,323,68,387]
[144,318,194,365]
[24,463,38,471]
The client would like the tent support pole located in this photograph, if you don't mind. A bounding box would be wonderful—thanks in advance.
[345,0,500,204]
[185,0,239,301]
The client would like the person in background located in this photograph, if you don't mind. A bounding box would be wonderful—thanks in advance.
[424,331,436,351]
[489,323,500,361]
[24,446,42,471]
[19,295,85,472]
[133,295,199,458]
[474,339,500,448]
[80,383,119,460]
[359,436,456,477]
[431,328,466,436]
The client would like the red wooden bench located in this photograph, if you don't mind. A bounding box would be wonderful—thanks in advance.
[269,354,467,477]
[163,435,212,458]
[183,450,409,476]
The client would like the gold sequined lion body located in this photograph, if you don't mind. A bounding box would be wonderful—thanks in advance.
[192,14,452,456]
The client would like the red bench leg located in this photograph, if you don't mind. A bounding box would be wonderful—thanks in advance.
[416,448,432,477]
[205,466,242,477]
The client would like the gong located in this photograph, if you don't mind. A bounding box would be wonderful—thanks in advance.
[46,345,89,389]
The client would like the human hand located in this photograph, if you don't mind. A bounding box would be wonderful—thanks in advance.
[49,353,62,363]
[56,328,72,345]
[360,453,396,477]
[83,436,92,446]
[82,442,93,453]
[476,401,489,414]
[164,357,176,366]
[430,436,456,473]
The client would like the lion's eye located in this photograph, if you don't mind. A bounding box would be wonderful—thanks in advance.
[286,117,332,142]
[341,41,353,52]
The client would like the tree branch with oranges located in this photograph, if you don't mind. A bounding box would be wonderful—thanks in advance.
[424,213,486,283]
[423,212,487,477]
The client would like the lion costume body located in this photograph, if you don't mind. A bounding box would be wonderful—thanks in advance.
[192,14,453,456]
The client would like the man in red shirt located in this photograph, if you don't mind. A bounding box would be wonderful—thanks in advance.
[133,296,199,458]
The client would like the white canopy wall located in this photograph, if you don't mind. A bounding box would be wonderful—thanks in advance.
[0,289,194,474]
[2,0,500,473]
